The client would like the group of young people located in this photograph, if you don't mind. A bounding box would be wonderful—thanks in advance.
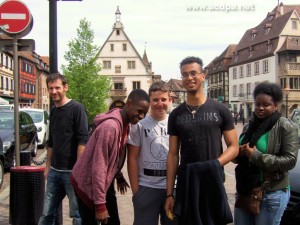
[38,56,298,225]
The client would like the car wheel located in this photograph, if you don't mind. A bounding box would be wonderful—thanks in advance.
[31,139,38,157]
[40,133,46,149]
[0,160,4,189]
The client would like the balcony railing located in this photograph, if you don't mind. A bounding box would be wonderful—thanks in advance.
[278,63,300,75]
[238,93,253,101]
[110,89,127,98]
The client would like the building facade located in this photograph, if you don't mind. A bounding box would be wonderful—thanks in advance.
[97,7,160,108]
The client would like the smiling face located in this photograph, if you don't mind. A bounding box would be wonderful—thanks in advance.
[149,90,171,120]
[180,62,205,94]
[126,99,150,125]
[47,79,68,106]
[254,93,277,119]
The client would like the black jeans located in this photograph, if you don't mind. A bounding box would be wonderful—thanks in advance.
[77,180,120,225]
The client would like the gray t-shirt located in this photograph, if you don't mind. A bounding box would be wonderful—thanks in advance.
[128,114,169,189]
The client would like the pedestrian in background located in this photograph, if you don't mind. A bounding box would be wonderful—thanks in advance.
[164,56,239,225]
[234,82,298,225]
[71,89,150,225]
[127,82,177,225]
[39,73,89,225]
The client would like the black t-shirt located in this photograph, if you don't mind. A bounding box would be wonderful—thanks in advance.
[168,99,234,166]
[48,100,88,170]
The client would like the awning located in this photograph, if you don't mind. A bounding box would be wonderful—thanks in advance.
[0,97,9,104]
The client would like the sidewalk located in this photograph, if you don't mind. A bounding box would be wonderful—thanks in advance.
[0,123,244,225]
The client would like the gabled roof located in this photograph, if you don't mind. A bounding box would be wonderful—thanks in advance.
[230,3,300,66]
[277,36,300,52]
[99,10,151,74]
[236,10,294,51]
[207,44,236,74]
[166,79,185,92]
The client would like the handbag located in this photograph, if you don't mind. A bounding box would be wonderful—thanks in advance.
[235,172,285,215]
[235,186,263,215]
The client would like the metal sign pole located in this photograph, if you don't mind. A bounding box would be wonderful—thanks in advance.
[13,35,20,166]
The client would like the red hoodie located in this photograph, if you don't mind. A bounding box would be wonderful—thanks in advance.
[71,108,129,213]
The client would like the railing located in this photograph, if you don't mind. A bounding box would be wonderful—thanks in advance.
[238,93,253,101]
[278,63,300,75]
[110,89,127,97]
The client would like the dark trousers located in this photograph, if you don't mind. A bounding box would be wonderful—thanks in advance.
[77,180,120,225]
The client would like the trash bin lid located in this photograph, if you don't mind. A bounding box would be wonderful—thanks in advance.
[10,166,45,172]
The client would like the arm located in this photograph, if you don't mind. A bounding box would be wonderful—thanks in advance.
[127,144,141,195]
[115,171,130,195]
[44,147,53,179]
[77,144,85,158]
[164,135,180,216]
[218,129,239,166]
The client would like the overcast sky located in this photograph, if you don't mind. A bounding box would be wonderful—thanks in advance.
[18,0,300,80]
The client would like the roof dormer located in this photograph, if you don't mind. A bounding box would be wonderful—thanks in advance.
[264,23,272,34]
[250,29,257,40]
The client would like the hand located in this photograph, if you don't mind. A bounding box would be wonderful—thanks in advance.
[238,144,247,156]
[164,196,175,220]
[96,210,109,224]
[244,144,256,158]
[116,176,130,195]
[44,167,49,179]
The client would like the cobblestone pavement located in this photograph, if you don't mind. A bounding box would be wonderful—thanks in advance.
[0,123,244,225]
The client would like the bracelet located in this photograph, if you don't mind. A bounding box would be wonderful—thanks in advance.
[166,194,174,199]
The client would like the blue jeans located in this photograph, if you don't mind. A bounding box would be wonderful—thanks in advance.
[38,168,81,225]
[234,189,290,225]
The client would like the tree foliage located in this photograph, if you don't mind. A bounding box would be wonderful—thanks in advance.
[62,18,111,124]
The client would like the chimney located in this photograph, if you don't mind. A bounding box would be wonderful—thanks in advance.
[280,2,284,15]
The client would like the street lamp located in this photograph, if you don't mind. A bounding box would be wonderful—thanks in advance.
[283,88,290,118]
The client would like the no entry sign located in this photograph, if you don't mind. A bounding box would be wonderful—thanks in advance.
[0,0,33,37]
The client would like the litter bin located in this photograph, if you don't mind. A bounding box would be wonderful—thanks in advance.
[9,166,45,225]
[20,150,31,166]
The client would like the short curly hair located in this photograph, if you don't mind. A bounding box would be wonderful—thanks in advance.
[253,82,283,103]
[179,56,203,71]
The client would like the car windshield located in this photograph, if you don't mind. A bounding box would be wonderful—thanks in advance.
[24,111,43,123]
[0,112,14,129]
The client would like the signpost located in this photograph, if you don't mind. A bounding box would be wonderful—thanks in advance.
[0,0,34,167]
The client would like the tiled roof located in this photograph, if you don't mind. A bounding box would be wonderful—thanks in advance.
[207,44,236,74]
[277,36,300,52]
[230,4,300,66]
[166,79,185,92]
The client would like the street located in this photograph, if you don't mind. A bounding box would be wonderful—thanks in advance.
[0,123,244,225]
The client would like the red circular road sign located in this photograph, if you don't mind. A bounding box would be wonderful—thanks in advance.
[0,0,33,37]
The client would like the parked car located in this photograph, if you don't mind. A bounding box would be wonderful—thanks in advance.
[280,109,300,225]
[20,108,49,148]
[0,110,38,169]
[0,137,4,188]
[0,104,14,110]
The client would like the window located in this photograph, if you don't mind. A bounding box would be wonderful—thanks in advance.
[233,85,237,97]
[246,64,251,77]
[110,44,114,51]
[218,73,222,82]
[246,83,251,96]
[239,66,244,78]
[127,61,135,69]
[116,29,120,35]
[0,76,3,89]
[115,65,121,73]
[292,20,297,29]
[263,60,269,73]
[123,43,127,51]
[233,68,237,79]
[5,77,8,90]
[280,78,287,89]
[114,83,123,90]
[103,61,111,69]
[133,81,140,89]
[239,84,244,96]
[254,62,259,75]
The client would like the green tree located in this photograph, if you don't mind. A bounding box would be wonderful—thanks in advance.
[62,18,111,124]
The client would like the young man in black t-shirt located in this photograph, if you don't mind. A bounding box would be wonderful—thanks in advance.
[164,56,239,225]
